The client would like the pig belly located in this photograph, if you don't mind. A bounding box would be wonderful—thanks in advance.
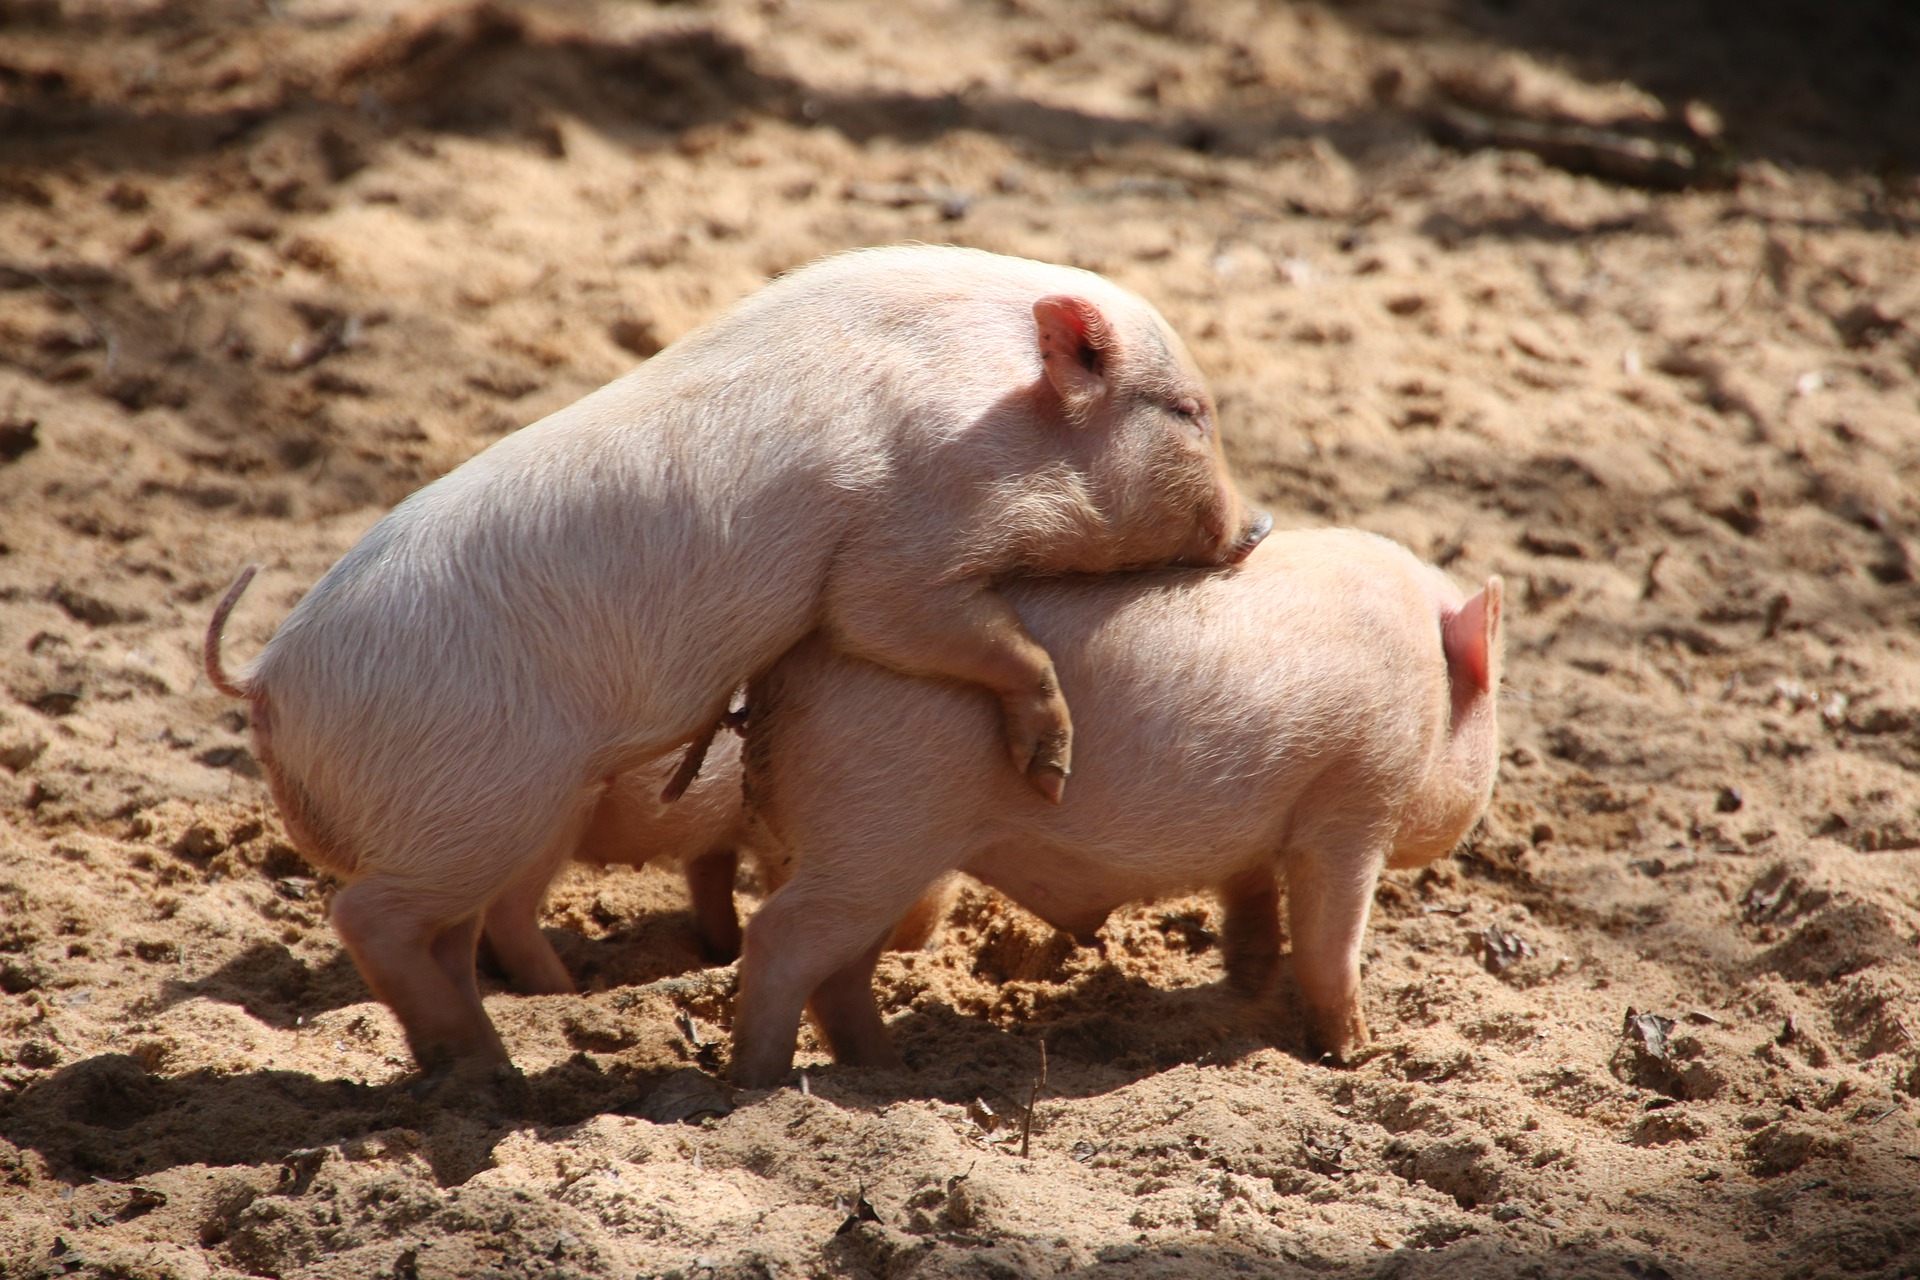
[962,837,1261,941]
[577,742,744,867]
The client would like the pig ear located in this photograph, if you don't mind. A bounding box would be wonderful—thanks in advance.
[1033,295,1115,419]
[1444,576,1504,695]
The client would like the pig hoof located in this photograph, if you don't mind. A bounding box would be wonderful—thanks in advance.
[406,1065,453,1100]
[1026,761,1069,804]
[484,1064,533,1117]
[407,1057,527,1112]
[1307,1025,1371,1070]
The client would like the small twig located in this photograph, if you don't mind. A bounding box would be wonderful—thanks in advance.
[1700,248,1768,341]
[1019,1040,1047,1158]
[1781,1177,1830,1203]
[26,268,120,377]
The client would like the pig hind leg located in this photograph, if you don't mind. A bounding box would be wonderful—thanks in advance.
[806,936,899,1069]
[885,875,958,952]
[332,876,508,1070]
[731,863,942,1087]
[336,791,597,1068]
[480,848,578,996]
[1282,834,1386,1065]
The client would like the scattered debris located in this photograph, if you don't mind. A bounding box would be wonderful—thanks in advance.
[0,414,38,464]
[633,1069,735,1125]
[1478,924,1534,973]
[1624,1009,1675,1063]
[833,1189,880,1236]
[1428,107,1715,191]
[1020,1040,1047,1158]
[844,182,972,220]
[1302,1129,1351,1176]
[115,1185,168,1221]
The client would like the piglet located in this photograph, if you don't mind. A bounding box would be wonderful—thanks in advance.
[731,527,1503,1086]
[205,245,1262,1075]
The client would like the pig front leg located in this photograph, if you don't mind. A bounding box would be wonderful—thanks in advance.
[1219,864,1283,996]
[683,849,744,962]
[1283,845,1384,1064]
[826,578,1072,803]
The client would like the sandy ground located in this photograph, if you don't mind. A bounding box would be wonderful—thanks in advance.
[2,1,1919,1276]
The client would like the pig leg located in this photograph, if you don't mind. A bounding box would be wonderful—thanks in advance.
[805,937,900,1069]
[428,914,491,1038]
[1219,864,1283,996]
[683,849,742,962]
[753,846,948,957]
[731,867,937,1087]
[332,876,509,1070]
[826,578,1072,803]
[480,855,576,996]
[1283,843,1385,1064]
[337,790,595,1068]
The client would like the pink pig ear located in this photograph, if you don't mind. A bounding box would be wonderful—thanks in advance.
[1033,295,1116,420]
[1443,576,1504,694]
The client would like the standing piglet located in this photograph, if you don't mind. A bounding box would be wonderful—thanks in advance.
[204,245,1266,1076]
[731,528,1503,1086]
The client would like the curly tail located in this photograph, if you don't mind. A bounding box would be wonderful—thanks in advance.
[204,564,261,698]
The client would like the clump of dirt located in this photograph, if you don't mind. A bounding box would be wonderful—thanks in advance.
[3,2,1919,1277]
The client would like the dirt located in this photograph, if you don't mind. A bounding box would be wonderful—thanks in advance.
[2,1,1919,1277]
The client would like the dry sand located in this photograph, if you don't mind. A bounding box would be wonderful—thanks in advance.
[1,1,1918,1276]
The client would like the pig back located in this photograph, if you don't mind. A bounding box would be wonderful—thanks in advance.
[1008,529,1459,861]
[755,529,1462,887]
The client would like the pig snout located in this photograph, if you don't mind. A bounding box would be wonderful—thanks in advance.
[1181,497,1270,567]
[1228,510,1272,563]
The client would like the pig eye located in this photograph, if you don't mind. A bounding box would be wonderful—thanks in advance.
[1170,396,1208,438]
